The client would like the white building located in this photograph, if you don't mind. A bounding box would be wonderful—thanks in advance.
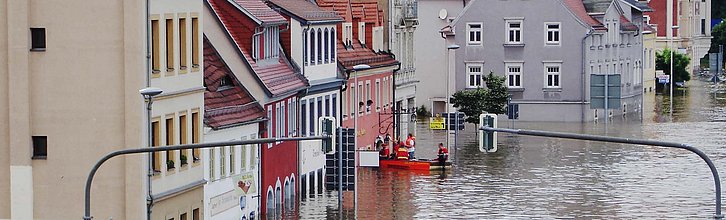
[202,38,266,220]
[391,0,419,140]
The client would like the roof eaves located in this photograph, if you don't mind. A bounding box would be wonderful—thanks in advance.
[450,0,478,27]
[226,0,263,25]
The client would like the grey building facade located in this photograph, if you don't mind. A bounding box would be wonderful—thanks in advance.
[446,0,648,122]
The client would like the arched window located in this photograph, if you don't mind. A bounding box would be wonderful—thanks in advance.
[284,178,293,210]
[310,30,315,65]
[303,31,308,66]
[330,28,336,60]
[324,28,329,63]
[275,186,282,217]
[266,188,274,217]
[317,28,322,63]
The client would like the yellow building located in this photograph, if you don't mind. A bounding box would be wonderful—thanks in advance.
[0,0,205,219]
[643,24,657,92]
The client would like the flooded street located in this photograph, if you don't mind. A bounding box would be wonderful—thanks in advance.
[291,79,726,219]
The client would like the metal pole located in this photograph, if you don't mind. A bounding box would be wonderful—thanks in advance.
[353,70,358,218]
[605,73,609,124]
[445,47,450,147]
[479,126,723,219]
[337,128,343,213]
[670,32,674,115]
[145,98,153,220]
[83,136,329,220]
[454,112,458,167]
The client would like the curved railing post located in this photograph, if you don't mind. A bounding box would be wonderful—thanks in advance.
[481,126,723,219]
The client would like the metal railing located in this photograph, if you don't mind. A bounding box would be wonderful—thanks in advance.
[480,126,723,219]
[83,136,329,220]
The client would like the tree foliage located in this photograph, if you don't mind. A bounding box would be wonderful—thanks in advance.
[450,72,508,124]
[656,48,691,83]
[708,22,726,54]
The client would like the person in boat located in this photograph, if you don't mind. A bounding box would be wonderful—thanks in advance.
[405,133,416,160]
[384,133,391,146]
[374,135,383,151]
[379,139,390,159]
[437,143,449,167]
[395,140,409,160]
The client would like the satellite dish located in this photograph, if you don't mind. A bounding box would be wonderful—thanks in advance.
[438,9,448,20]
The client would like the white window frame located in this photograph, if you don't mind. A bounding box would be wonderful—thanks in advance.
[466,63,483,88]
[266,107,272,148]
[365,80,371,114]
[505,19,523,44]
[506,62,523,88]
[358,22,366,45]
[544,63,561,88]
[375,79,381,111]
[545,22,561,46]
[466,23,483,46]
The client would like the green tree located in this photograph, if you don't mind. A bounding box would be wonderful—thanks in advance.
[450,72,508,125]
[708,22,726,54]
[656,48,691,83]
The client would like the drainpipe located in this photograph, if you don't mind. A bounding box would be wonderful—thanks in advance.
[392,61,401,139]
[581,29,595,122]
[302,24,311,77]
[252,27,264,60]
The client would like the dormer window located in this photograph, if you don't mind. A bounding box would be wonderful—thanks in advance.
[358,22,366,46]
[343,22,353,48]
[219,75,233,89]
[253,26,280,61]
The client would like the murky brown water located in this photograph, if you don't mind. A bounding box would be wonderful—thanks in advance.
[287,79,726,219]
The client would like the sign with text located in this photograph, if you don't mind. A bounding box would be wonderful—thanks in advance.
[233,172,256,196]
[429,117,445,130]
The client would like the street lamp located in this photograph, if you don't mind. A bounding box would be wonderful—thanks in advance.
[351,63,369,218]
[445,44,460,149]
[139,87,162,220]
[670,25,679,115]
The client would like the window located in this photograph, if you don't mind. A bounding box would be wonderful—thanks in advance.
[310,30,316,65]
[506,20,522,44]
[317,29,323,63]
[266,189,274,216]
[192,208,199,220]
[545,23,560,45]
[30,28,46,51]
[32,136,47,159]
[267,108,272,148]
[192,111,200,162]
[250,134,257,169]
[343,23,353,46]
[330,27,336,60]
[303,31,308,65]
[301,174,307,199]
[350,84,355,116]
[165,117,175,170]
[308,172,315,196]
[152,121,161,172]
[209,148,215,180]
[467,23,482,45]
[275,104,281,139]
[309,99,314,136]
[545,64,561,88]
[220,147,226,177]
[506,63,523,88]
[179,114,188,165]
[152,20,160,72]
[317,168,324,193]
[180,213,187,220]
[358,84,363,113]
[332,94,337,117]
[301,101,307,137]
[166,18,174,72]
[466,64,483,88]
[702,19,706,35]
[282,103,287,136]
[179,17,187,70]
[375,81,381,110]
[365,82,371,112]
[241,138,247,171]
[229,146,235,175]
[191,17,199,68]
[317,97,323,120]
[359,22,366,45]
[324,29,329,63]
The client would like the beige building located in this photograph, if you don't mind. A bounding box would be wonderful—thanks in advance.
[0,0,146,219]
[148,0,206,219]
[643,24,657,92]
[0,0,205,219]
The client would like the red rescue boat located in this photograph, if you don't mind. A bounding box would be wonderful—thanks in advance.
[379,158,452,171]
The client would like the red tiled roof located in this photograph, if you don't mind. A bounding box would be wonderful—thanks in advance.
[620,15,638,32]
[204,37,265,130]
[267,0,343,22]
[337,40,398,70]
[562,0,607,31]
[317,0,384,26]
[642,22,656,33]
[232,0,286,25]
[208,0,309,97]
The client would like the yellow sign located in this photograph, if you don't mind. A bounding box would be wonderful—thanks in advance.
[430,117,445,130]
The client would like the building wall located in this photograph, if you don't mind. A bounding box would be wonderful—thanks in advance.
[414,0,464,117]
[0,0,146,219]
[152,187,204,220]
[261,97,299,215]
[341,69,395,149]
[643,32,657,92]
[293,21,338,82]
[203,124,260,220]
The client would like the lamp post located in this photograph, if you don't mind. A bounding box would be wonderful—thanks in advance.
[351,64,370,217]
[139,87,162,220]
[670,25,679,116]
[445,44,460,150]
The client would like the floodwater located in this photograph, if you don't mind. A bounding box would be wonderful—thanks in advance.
[289,79,726,219]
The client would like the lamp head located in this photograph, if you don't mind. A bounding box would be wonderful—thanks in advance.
[139,87,163,97]
[447,44,460,50]
[672,25,680,29]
